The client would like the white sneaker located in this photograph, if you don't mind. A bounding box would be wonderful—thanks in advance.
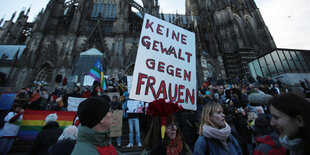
[137,143,142,147]
[126,143,133,147]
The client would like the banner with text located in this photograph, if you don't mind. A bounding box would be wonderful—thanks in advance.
[129,14,196,110]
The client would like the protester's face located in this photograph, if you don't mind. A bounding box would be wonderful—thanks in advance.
[270,105,302,139]
[166,122,177,140]
[112,98,117,102]
[210,108,226,129]
[101,109,113,129]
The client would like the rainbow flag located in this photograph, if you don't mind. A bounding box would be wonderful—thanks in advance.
[88,59,106,90]
[18,110,76,140]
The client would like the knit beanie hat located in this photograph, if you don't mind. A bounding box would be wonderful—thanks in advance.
[253,116,271,135]
[77,97,110,128]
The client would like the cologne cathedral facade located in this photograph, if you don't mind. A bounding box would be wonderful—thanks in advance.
[0,0,276,88]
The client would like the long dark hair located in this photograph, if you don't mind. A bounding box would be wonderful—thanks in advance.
[144,115,184,149]
[268,93,310,154]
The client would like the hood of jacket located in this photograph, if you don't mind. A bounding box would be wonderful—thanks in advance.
[77,126,110,147]
[256,132,282,149]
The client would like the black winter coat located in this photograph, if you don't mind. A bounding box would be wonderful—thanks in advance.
[28,121,63,155]
[47,139,76,155]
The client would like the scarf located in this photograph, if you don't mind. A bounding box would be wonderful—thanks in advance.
[279,136,304,155]
[29,93,40,103]
[202,123,231,149]
[166,135,183,155]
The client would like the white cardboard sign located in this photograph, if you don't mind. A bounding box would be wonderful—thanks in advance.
[129,14,196,110]
[67,97,87,112]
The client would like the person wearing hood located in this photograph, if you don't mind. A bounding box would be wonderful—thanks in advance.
[28,113,63,155]
[252,116,286,155]
[71,97,120,155]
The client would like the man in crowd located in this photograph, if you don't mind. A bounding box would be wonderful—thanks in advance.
[71,97,120,155]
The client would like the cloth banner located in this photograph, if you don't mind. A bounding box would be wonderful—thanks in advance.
[110,110,123,137]
[67,97,87,112]
[0,93,17,110]
[18,110,76,140]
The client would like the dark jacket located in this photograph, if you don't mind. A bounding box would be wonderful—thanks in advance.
[193,135,242,155]
[47,139,76,155]
[141,142,192,155]
[253,132,286,155]
[28,121,63,155]
[71,126,121,155]
[109,101,122,110]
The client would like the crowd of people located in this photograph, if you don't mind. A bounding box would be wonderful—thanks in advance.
[0,75,309,155]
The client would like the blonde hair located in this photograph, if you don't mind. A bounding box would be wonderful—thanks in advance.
[247,112,258,122]
[199,102,223,135]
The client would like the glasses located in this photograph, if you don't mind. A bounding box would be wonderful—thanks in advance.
[166,123,177,130]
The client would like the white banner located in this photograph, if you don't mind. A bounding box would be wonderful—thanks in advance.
[67,97,87,112]
[129,14,197,110]
[127,100,145,113]
[127,76,133,93]
[83,75,95,86]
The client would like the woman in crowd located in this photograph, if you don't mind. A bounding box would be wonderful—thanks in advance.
[269,93,310,155]
[193,102,242,155]
[143,115,192,155]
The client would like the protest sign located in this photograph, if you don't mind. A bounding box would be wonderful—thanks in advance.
[129,14,197,110]
[110,110,123,137]
[67,97,87,111]
[127,76,133,93]
[127,100,145,113]
[83,75,95,86]
[0,93,17,110]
